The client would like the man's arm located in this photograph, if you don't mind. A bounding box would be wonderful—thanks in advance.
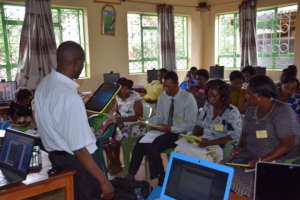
[74,148,114,200]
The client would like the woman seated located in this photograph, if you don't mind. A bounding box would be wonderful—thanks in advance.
[103,77,144,176]
[229,70,247,113]
[175,79,242,162]
[8,88,33,125]
[230,75,300,198]
[189,69,209,108]
[179,67,198,91]
[277,68,300,120]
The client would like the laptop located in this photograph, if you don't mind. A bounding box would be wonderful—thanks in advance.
[147,69,158,83]
[254,162,300,200]
[0,81,17,106]
[0,129,34,188]
[148,152,234,200]
[85,83,121,114]
[103,72,120,84]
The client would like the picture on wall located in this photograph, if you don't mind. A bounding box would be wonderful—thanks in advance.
[101,5,116,35]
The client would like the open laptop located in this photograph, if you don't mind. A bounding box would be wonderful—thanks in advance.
[254,162,300,200]
[148,152,234,200]
[0,129,34,188]
[85,83,121,114]
[0,81,17,106]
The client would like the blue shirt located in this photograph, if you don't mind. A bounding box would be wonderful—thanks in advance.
[179,80,198,91]
[288,93,300,115]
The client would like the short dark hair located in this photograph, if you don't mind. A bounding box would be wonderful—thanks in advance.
[190,66,198,72]
[230,70,245,82]
[16,89,32,102]
[196,69,209,80]
[242,66,256,76]
[248,75,277,98]
[57,41,85,69]
[164,71,178,84]
[287,65,297,75]
[280,70,299,87]
[117,77,134,89]
[205,79,230,107]
[159,68,168,74]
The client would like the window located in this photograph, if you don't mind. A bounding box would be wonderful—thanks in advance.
[0,3,86,81]
[127,13,188,73]
[216,4,297,69]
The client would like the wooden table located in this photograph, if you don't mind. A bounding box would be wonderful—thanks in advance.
[0,151,76,200]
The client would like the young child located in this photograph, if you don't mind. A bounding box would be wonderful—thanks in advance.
[8,88,33,124]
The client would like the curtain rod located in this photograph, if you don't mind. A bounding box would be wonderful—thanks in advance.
[94,0,197,8]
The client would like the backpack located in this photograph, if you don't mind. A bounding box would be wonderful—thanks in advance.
[111,177,150,200]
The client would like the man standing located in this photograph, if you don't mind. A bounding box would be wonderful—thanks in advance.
[128,71,198,185]
[34,41,114,200]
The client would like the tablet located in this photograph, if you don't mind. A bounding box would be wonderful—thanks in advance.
[85,83,121,114]
[179,134,202,143]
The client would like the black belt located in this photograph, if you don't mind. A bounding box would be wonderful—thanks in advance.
[50,151,71,156]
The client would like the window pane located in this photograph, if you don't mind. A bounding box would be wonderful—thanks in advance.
[218,14,235,55]
[54,26,61,46]
[219,57,234,67]
[60,9,80,44]
[3,5,25,21]
[0,68,7,80]
[257,10,275,23]
[11,67,17,81]
[7,25,22,64]
[143,29,159,58]
[128,14,141,60]
[144,60,158,71]
[142,15,157,27]
[175,16,187,57]
[176,59,187,70]
[129,61,142,73]
[51,9,59,23]
[0,8,6,65]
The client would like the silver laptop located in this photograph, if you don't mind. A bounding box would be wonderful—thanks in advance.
[254,162,300,200]
[0,129,34,188]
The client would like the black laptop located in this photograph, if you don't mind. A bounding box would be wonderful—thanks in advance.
[0,129,34,188]
[254,162,300,200]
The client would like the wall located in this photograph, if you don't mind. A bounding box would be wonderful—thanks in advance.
[201,0,300,81]
[50,0,201,91]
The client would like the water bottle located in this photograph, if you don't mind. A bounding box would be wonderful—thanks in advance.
[134,188,144,200]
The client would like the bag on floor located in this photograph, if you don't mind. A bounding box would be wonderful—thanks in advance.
[111,177,150,200]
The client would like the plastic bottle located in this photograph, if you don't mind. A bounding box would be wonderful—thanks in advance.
[134,188,144,200]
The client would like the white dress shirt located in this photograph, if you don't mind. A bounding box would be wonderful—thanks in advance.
[33,71,97,154]
[149,89,198,133]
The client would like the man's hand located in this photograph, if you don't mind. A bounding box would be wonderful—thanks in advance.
[157,124,171,132]
[230,145,244,159]
[82,93,93,104]
[100,180,114,200]
[248,158,260,169]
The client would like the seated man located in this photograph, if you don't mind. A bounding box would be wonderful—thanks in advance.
[128,71,198,185]
[33,41,113,200]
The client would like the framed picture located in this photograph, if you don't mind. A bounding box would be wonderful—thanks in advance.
[101,5,116,35]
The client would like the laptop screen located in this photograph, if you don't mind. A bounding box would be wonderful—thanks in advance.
[161,152,233,200]
[255,162,300,200]
[0,81,17,102]
[85,83,120,113]
[0,130,34,173]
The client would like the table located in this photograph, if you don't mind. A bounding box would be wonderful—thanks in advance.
[0,151,76,200]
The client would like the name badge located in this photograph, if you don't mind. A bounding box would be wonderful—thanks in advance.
[214,124,224,132]
[256,130,268,139]
[175,116,181,121]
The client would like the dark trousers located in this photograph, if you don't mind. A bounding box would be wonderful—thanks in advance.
[128,132,178,179]
[49,151,102,200]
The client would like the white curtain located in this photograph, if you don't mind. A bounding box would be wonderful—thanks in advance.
[157,4,176,71]
[16,0,56,89]
[239,0,257,69]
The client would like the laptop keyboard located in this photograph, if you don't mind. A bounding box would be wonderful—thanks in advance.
[29,146,42,172]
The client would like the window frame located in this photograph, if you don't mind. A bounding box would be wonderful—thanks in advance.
[127,13,189,74]
[0,2,88,80]
[216,4,297,70]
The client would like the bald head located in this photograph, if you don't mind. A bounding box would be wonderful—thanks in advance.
[56,41,85,79]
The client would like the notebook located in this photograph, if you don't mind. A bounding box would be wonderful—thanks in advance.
[148,152,234,200]
[85,83,121,114]
[0,129,34,188]
[0,81,17,106]
[254,162,300,200]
